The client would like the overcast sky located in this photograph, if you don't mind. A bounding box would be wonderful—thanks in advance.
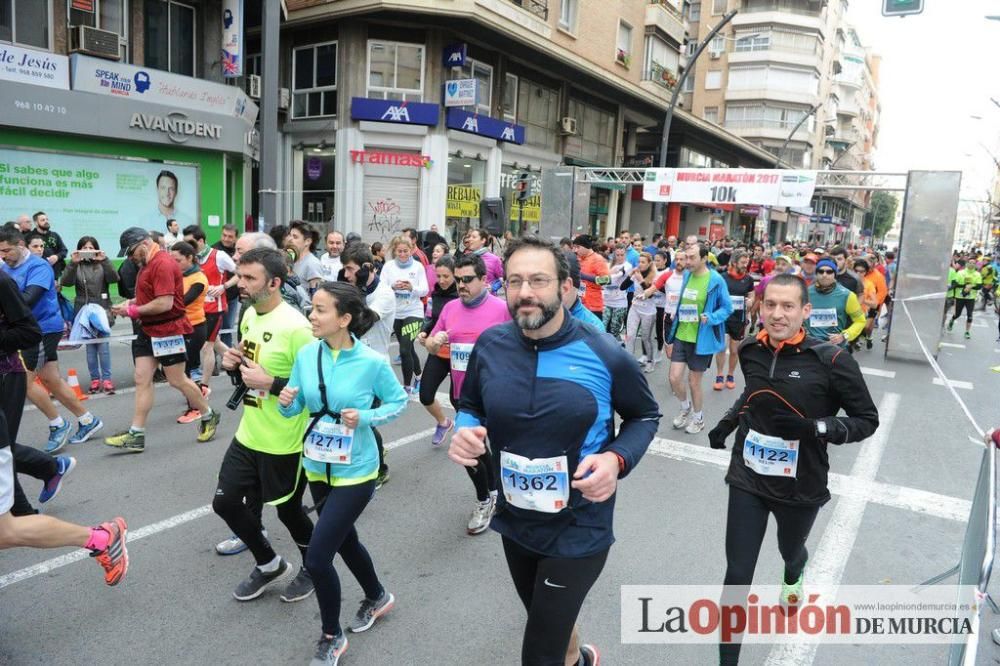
[846,0,998,215]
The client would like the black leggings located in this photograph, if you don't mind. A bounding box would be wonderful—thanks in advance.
[951,298,975,323]
[2,372,57,516]
[419,354,455,409]
[655,307,665,351]
[306,480,384,637]
[503,536,609,666]
[185,321,207,377]
[720,486,821,665]
[393,316,423,386]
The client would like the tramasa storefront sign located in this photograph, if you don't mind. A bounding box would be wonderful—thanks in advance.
[349,150,432,168]
[350,97,439,126]
[445,108,525,144]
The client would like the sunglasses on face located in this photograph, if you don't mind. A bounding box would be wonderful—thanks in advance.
[455,275,480,284]
[816,269,836,275]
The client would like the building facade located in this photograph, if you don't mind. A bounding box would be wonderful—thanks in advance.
[0,1,257,252]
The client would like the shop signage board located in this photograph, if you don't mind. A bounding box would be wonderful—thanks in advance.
[221,0,244,77]
[349,149,431,168]
[447,185,481,217]
[0,146,200,254]
[444,79,477,107]
[643,168,817,208]
[443,43,467,67]
[0,44,69,90]
[509,193,541,222]
[445,108,525,144]
[350,97,440,126]
[70,54,258,125]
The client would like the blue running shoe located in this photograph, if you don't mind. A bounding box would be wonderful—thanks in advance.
[39,456,76,504]
[46,420,71,453]
[69,416,104,445]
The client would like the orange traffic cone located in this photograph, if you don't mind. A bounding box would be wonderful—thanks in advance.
[66,368,88,402]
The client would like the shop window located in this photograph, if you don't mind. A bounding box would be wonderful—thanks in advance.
[502,73,518,122]
[367,40,424,101]
[566,98,616,165]
[0,0,50,49]
[457,58,492,116]
[500,166,541,237]
[69,0,128,60]
[299,146,336,225]
[292,41,337,119]
[144,0,196,76]
[445,156,488,247]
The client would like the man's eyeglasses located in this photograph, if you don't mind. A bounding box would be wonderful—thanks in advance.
[506,276,556,290]
[455,275,480,284]
[816,269,836,275]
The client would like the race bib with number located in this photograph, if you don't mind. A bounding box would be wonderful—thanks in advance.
[151,335,186,357]
[667,292,681,308]
[809,308,839,329]
[500,451,570,514]
[742,428,798,478]
[394,290,411,299]
[683,288,699,301]
[731,295,745,311]
[304,417,355,464]
[678,304,699,323]
[450,342,473,372]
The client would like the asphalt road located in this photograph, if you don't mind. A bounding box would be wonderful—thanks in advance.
[1,307,998,665]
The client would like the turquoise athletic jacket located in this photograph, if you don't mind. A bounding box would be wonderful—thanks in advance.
[279,336,408,485]
[665,268,733,356]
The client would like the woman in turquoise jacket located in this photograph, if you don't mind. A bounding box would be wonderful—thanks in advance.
[665,259,733,356]
[278,281,407,666]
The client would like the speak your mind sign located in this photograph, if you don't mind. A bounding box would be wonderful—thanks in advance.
[643,168,817,208]
[0,148,199,253]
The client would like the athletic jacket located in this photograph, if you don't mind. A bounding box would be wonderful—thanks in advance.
[456,313,661,558]
[665,268,733,356]
[715,330,879,506]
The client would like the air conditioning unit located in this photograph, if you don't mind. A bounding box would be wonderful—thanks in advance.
[247,74,261,99]
[709,50,722,60]
[560,116,578,135]
[71,25,120,60]
[279,87,290,111]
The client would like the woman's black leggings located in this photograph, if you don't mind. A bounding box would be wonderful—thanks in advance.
[503,536,609,666]
[720,486,821,665]
[419,354,492,500]
[393,317,423,386]
[305,480,384,638]
[655,307,665,350]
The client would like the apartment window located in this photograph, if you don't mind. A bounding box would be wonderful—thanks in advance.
[709,36,725,54]
[682,65,696,92]
[0,0,50,49]
[567,98,616,165]
[705,71,722,89]
[684,41,697,57]
[733,30,770,52]
[367,40,425,101]
[688,2,701,22]
[728,65,818,95]
[69,0,128,59]
[502,73,518,122]
[559,0,578,32]
[292,41,337,119]
[144,0,196,75]
[459,58,493,116]
[246,54,261,77]
[704,106,719,124]
[712,0,727,14]
[616,20,632,65]
[724,103,813,131]
[644,35,680,85]
[519,78,558,148]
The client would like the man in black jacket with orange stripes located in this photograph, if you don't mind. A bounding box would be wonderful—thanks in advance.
[708,272,879,665]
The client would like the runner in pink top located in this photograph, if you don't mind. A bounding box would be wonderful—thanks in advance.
[423,253,512,536]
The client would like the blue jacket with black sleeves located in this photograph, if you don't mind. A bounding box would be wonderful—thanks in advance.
[455,311,661,558]
[665,268,733,356]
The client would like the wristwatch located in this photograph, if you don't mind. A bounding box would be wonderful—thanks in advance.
[815,420,828,438]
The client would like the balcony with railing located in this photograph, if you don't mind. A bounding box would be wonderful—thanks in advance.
[724,116,813,142]
[505,0,548,20]
[646,1,687,44]
[640,61,679,100]
[732,2,826,36]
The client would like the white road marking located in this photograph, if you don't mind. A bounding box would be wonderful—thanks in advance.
[939,342,966,349]
[932,377,974,391]
[763,392,900,666]
[859,367,896,378]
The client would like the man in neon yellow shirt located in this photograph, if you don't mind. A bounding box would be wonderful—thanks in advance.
[215,247,317,603]
[946,259,981,339]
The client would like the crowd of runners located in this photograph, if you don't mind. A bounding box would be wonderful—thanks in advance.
[8,212,996,665]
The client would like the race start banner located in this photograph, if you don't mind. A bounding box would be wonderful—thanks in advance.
[642,168,818,208]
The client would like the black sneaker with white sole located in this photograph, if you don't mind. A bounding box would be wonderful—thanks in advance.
[310,633,347,666]
[280,566,315,603]
[348,590,395,633]
[232,558,292,601]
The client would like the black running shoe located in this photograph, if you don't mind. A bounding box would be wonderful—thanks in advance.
[348,590,395,632]
[310,633,347,666]
[280,566,315,603]
[233,558,292,601]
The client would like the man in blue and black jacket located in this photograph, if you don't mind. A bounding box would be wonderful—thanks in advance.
[450,236,661,666]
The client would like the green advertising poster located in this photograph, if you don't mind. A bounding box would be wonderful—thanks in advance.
[0,146,200,254]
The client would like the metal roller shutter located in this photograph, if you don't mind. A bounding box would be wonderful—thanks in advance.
[363,175,420,245]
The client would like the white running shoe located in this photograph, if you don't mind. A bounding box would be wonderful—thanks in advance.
[672,408,692,429]
[685,416,706,435]
[467,497,495,535]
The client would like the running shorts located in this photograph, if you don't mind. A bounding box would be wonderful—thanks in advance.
[21,332,61,371]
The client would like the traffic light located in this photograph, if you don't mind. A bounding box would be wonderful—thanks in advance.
[515,172,531,202]
[882,0,923,17]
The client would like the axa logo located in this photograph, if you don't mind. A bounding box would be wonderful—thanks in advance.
[448,51,463,64]
[381,104,411,122]
[788,371,801,379]
[501,126,516,141]
[462,116,479,132]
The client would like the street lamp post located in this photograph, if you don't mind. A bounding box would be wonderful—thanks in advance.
[652,9,738,228]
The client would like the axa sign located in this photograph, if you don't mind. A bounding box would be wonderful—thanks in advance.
[350,97,439,126]
[445,108,525,145]
[129,111,222,143]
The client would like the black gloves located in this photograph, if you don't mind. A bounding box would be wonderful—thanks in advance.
[769,413,816,440]
[708,423,732,450]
